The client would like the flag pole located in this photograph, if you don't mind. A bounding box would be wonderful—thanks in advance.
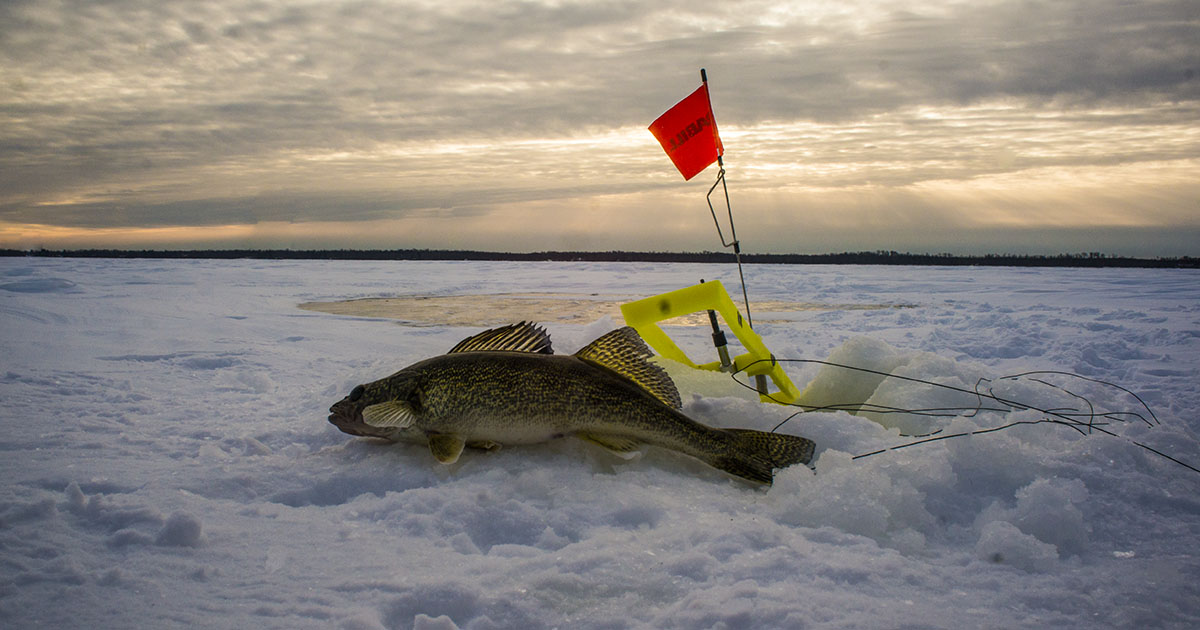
[701,68,754,328]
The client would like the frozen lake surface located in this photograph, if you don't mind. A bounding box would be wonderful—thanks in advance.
[2,258,1199,629]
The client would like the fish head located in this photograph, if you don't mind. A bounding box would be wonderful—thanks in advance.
[328,371,424,441]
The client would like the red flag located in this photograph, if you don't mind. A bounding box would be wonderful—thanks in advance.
[648,84,724,181]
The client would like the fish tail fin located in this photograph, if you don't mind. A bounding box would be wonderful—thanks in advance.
[713,429,816,485]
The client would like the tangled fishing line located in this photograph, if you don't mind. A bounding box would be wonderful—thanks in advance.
[731,358,1200,475]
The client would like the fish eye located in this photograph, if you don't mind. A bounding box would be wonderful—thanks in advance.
[349,385,365,402]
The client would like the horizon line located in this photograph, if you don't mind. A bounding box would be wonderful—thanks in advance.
[5,248,1196,268]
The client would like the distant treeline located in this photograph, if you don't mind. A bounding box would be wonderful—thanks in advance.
[4,248,1197,268]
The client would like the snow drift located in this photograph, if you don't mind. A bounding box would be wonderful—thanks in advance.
[2,258,1198,629]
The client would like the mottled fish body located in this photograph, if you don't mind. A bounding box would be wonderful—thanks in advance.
[329,323,814,484]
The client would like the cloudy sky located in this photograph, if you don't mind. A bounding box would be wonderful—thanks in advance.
[2,0,1197,255]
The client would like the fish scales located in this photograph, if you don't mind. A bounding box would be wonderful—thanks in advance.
[413,352,721,447]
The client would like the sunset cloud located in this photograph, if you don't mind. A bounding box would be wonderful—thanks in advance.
[2,0,1197,254]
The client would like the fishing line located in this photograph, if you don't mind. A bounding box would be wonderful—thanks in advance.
[725,358,1199,476]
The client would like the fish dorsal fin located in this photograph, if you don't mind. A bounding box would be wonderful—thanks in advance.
[574,327,682,409]
[447,322,553,354]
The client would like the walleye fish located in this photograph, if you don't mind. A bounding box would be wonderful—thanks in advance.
[328,322,815,484]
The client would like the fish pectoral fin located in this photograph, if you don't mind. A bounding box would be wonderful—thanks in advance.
[428,434,466,464]
[361,401,417,429]
[579,433,643,460]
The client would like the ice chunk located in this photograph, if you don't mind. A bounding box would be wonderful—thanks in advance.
[795,337,912,412]
[156,512,205,547]
[976,520,1058,572]
[413,614,460,630]
[1011,478,1090,556]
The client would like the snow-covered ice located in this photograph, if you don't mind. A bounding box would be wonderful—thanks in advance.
[2,258,1198,629]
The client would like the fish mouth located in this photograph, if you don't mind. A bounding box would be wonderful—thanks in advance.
[328,411,370,436]
[328,411,402,441]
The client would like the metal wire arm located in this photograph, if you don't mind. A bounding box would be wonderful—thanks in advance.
[707,166,754,327]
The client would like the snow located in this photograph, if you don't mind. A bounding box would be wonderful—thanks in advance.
[2,258,1199,629]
